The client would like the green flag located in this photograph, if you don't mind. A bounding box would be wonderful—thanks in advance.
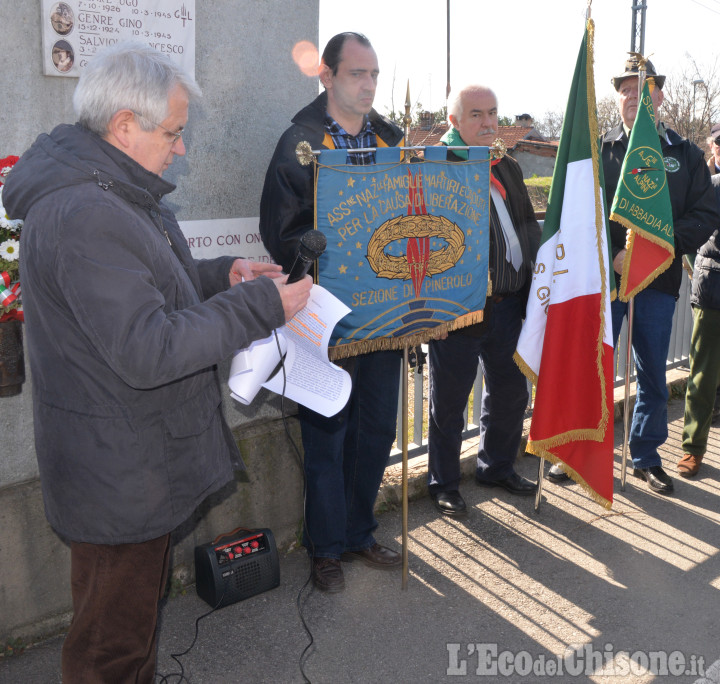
[610,79,674,301]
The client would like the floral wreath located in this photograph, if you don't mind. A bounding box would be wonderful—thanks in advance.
[0,155,23,321]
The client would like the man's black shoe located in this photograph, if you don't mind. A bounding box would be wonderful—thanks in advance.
[432,490,468,517]
[475,471,537,496]
[547,464,570,483]
[632,466,674,495]
[312,557,345,592]
[340,543,401,569]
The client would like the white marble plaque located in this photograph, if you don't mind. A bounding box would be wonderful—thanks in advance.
[178,218,274,263]
[42,0,195,78]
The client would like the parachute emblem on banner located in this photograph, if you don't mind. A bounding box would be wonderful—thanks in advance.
[365,167,467,298]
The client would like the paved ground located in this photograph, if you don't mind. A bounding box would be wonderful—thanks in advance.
[2,385,720,683]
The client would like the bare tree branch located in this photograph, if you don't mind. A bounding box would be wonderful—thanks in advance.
[535,110,564,140]
[597,95,622,135]
[661,55,720,147]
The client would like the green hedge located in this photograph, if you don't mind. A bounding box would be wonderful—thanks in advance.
[524,176,551,212]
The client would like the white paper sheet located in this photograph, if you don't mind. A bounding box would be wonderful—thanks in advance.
[229,285,352,417]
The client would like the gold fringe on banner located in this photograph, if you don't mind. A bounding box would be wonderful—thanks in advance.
[586,15,611,442]
[328,308,486,361]
[613,213,674,302]
[532,448,613,510]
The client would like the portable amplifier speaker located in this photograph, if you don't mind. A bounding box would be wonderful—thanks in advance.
[194,527,280,608]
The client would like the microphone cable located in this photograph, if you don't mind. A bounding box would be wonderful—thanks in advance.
[272,328,316,684]
[159,269,322,683]
[155,577,231,683]
[158,328,318,683]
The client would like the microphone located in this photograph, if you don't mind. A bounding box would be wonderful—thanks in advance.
[286,231,327,283]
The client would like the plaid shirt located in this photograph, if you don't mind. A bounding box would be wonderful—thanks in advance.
[324,114,377,165]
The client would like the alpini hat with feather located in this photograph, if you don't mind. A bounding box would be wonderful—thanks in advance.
[612,56,665,91]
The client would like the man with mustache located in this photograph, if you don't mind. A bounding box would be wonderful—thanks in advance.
[426,84,541,517]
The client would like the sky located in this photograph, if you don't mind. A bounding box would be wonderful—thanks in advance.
[318,0,720,123]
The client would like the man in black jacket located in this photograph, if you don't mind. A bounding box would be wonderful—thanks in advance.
[591,58,717,494]
[259,33,403,593]
[426,85,541,518]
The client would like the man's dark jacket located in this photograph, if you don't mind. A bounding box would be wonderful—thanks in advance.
[602,123,719,298]
[447,148,541,303]
[3,123,285,544]
[691,174,720,310]
[259,91,403,271]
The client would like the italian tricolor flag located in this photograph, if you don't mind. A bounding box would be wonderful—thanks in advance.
[514,19,615,508]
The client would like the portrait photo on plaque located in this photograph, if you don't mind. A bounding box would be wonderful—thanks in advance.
[52,40,75,73]
[50,2,74,36]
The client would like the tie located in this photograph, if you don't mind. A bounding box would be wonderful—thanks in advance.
[490,185,523,271]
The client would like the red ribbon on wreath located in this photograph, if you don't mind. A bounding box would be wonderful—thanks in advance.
[0,272,23,321]
[0,271,19,307]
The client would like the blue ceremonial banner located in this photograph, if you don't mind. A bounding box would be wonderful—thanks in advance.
[315,146,491,358]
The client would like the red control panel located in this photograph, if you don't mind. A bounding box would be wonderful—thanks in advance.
[214,532,267,564]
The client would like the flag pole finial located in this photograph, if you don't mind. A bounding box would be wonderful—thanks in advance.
[627,51,653,98]
[403,81,412,162]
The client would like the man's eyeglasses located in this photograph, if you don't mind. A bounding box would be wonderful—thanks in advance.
[132,111,183,145]
[713,136,720,147]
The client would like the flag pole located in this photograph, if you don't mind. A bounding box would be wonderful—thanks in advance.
[400,81,412,589]
[535,453,545,512]
[620,300,633,490]
[401,344,409,589]
[620,57,647,490]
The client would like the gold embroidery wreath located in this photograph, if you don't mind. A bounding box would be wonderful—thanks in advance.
[366,214,466,280]
[490,138,507,160]
[295,141,314,166]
